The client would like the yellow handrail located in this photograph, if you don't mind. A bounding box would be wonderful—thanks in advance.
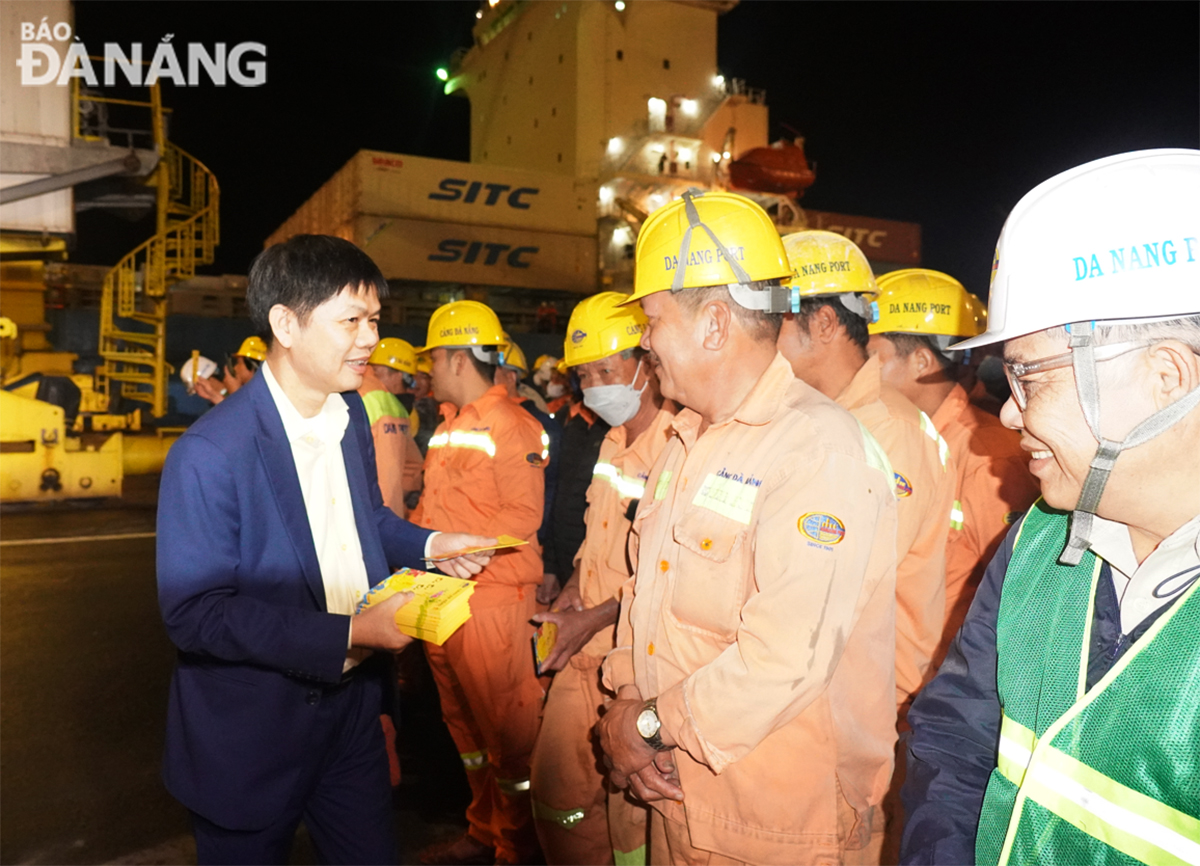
[87,82,220,419]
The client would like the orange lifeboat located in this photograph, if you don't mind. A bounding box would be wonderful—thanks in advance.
[728,138,816,198]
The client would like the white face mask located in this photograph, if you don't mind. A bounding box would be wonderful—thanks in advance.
[546,382,567,399]
[583,360,646,427]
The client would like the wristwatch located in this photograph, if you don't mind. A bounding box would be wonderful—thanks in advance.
[635,698,670,751]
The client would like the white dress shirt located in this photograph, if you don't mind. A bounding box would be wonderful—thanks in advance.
[262,361,370,670]
[1089,511,1200,634]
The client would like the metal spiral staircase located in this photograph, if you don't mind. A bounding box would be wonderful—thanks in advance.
[93,85,220,418]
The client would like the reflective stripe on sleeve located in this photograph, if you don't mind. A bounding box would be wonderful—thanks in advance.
[919,411,951,468]
[593,462,647,499]
[950,499,965,530]
[427,430,496,457]
[497,776,531,794]
[856,419,895,490]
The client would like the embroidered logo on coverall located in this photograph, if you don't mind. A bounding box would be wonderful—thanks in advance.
[799,512,846,546]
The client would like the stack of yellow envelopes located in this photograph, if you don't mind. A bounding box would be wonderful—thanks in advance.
[356,567,475,645]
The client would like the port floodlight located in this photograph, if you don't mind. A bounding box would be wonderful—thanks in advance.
[680,99,699,117]
[615,0,626,10]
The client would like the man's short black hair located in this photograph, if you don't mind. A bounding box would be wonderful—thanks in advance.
[247,235,388,342]
[796,297,869,351]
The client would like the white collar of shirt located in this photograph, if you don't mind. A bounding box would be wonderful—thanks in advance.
[1088,511,1200,634]
[261,360,350,447]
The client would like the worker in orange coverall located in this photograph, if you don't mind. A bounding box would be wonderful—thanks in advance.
[529,292,675,866]
[358,361,418,519]
[367,337,425,512]
[597,191,899,866]
[777,233,958,862]
[411,300,549,866]
[867,269,1040,663]
[777,231,956,715]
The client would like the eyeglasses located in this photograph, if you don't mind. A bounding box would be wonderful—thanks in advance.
[1003,341,1149,410]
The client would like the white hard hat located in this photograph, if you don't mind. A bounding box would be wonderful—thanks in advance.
[180,355,218,385]
[954,148,1200,350]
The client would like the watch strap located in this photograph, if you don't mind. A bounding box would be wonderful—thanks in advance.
[639,697,670,751]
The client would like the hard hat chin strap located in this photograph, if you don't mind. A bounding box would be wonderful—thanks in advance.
[1059,321,1200,565]
[672,190,754,292]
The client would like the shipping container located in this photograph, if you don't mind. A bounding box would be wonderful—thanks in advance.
[266,149,598,247]
[354,216,596,294]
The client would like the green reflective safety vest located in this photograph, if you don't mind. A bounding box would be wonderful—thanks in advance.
[975,500,1200,866]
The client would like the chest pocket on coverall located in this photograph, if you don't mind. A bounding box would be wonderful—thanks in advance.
[669,507,748,639]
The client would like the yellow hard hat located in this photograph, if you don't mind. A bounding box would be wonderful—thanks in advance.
[369,337,417,374]
[236,335,268,362]
[563,292,648,367]
[421,300,506,362]
[781,230,879,321]
[868,269,987,339]
[533,354,556,371]
[556,358,569,374]
[499,332,529,374]
[415,354,433,375]
[626,190,790,305]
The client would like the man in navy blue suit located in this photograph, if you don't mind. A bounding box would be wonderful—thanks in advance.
[157,235,497,865]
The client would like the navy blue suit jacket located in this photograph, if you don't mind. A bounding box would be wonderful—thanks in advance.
[156,371,432,829]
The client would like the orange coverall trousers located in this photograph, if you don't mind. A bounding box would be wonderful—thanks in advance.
[424,583,545,862]
[530,653,649,865]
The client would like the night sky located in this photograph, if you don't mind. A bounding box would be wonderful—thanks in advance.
[71,1,1199,300]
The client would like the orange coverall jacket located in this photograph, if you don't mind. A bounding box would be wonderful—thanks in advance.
[603,354,899,864]
[529,407,675,865]
[358,366,423,518]
[411,384,547,589]
[576,407,677,658]
[932,383,1038,656]
[836,355,956,709]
